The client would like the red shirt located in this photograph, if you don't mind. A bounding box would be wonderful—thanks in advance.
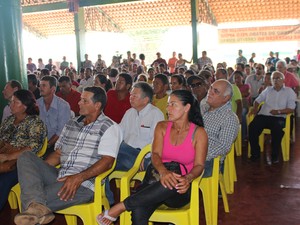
[104,90,131,123]
[56,89,81,116]
[284,71,299,89]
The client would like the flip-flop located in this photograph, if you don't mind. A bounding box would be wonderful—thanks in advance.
[96,210,117,225]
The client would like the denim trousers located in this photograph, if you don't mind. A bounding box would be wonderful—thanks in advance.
[17,151,94,211]
[123,181,191,225]
[105,141,150,205]
[0,168,18,210]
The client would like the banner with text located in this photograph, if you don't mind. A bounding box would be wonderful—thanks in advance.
[218,25,300,44]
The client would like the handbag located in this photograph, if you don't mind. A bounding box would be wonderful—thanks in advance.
[142,161,188,185]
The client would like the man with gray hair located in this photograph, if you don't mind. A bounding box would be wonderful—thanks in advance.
[200,79,239,176]
[276,59,299,95]
[249,71,296,164]
[106,82,164,205]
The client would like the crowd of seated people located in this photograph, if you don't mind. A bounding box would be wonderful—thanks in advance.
[0,50,299,224]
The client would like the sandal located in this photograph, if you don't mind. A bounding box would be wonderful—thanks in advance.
[96,210,117,225]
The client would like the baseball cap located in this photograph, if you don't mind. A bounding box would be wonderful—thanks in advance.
[187,75,206,86]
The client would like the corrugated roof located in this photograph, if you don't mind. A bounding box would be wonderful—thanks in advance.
[21,0,300,37]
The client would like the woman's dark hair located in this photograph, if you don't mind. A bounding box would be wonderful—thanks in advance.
[95,74,113,92]
[170,90,204,127]
[13,89,39,116]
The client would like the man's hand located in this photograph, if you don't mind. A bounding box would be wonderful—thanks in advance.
[57,174,84,201]
[270,109,280,115]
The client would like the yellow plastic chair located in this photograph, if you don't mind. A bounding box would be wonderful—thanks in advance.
[119,144,204,225]
[223,144,237,194]
[8,137,48,210]
[199,157,229,225]
[108,144,151,191]
[247,111,293,161]
[55,160,116,225]
[116,144,152,225]
[234,125,242,156]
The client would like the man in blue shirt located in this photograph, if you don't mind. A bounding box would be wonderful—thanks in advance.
[37,76,71,157]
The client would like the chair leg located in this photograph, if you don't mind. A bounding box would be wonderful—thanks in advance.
[219,174,229,213]
[8,191,18,210]
[64,215,78,225]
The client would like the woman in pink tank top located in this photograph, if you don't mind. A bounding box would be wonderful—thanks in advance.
[97,90,208,225]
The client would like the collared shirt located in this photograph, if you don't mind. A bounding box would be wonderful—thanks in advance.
[245,74,264,98]
[120,103,164,149]
[37,95,71,139]
[256,86,296,118]
[201,101,239,161]
[56,89,81,116]
[56,114,122,191]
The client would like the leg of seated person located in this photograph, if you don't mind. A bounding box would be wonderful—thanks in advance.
[125,181,190,224]
[0,169,18,210]
[269,117,285,162]
[17,151,58,210]
[45,181,94,211]
[249,115,265,160]
[115,141,141,171]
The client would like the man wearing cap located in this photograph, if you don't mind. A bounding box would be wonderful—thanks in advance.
[151,52,167,69]
[236,49,247,65]
[187,75,208,103]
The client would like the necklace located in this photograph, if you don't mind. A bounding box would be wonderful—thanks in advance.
[173,123,190,146]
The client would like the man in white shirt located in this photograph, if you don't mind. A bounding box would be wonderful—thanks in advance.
[106,82,164,204]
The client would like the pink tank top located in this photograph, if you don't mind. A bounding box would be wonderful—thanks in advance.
[162,122,196,175]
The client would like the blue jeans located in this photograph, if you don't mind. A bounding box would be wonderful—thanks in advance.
[17,151,94,211]
[0,168,18,211]
[105,141,151,205]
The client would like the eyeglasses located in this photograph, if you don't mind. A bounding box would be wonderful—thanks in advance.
[272,77,283,80]
[189,82,203,89]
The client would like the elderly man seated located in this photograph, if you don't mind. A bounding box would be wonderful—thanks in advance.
[248,71,296,164]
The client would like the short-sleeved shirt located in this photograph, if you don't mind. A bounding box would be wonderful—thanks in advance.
[56,89,81,116]
[37,95,71,139]
[120,103,164,149]
[104,90,131,123]
[284,71,299,89]
[231,84,242,113]
[56,114,123,191]
[152,94,169,120]
[245,75,264,98]
[255,86,296,118]
[0,115,47,153]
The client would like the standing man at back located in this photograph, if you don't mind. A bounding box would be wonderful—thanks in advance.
[37,76,71,155]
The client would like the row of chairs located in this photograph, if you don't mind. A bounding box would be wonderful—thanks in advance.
[8,143,237,225]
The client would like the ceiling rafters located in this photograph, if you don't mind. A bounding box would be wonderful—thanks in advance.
[21,0,300,36]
